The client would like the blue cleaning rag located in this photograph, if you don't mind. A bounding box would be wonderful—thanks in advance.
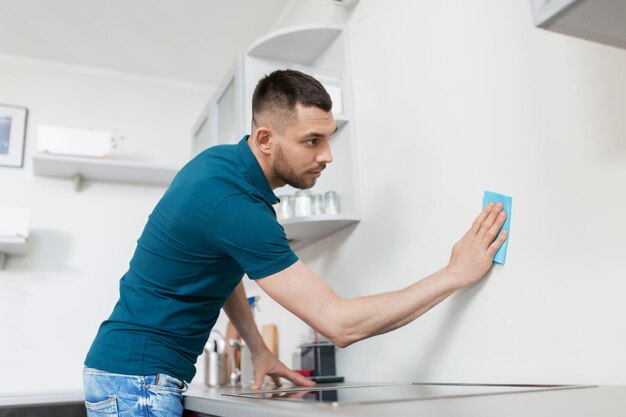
[482,191,512,264]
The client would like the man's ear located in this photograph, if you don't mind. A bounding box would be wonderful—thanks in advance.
[251,126,273,156]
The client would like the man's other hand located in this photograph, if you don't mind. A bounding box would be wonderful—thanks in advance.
[250,348,316,390]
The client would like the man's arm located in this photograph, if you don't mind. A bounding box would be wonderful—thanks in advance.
[222,282,266,354]
[256,203,508,348]
[222,281,315,389]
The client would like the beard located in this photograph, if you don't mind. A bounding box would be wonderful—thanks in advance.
[272,144,324,190]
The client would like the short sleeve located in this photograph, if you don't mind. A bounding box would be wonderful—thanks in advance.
[207,193,298,279]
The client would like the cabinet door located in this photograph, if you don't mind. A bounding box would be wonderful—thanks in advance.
[192,112,211,155]
[216,77,237,145]
[191,57,245,155]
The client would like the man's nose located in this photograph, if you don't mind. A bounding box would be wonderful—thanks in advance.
[316,141,333,164]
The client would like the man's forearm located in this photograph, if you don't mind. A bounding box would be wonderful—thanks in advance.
[222,282,267,354]
[257,261,460,349]
[332,267,459,345]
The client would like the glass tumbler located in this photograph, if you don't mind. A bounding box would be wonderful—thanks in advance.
[324,191,340,214]
[294,190,312,217]
[276,195,294,220]
[311,194,325,215]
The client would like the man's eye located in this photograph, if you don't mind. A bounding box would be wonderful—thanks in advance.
[307,139,319,146]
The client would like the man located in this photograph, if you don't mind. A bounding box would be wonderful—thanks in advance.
[83,69,507,417]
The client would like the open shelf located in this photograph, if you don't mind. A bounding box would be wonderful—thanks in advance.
[0,236,27,256]
[0,208,30,268]
[33,154,180,190]
[194,25,360,250]
[0,236,28,270]
[247,26,342,65]
[334,114,349,130]
[280,214,360,251]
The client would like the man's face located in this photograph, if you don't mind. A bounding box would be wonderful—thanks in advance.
[270,104,336,190]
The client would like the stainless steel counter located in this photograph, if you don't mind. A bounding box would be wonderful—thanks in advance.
[183,383,626,417]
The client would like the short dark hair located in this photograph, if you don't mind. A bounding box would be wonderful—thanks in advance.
[252,69,332,125]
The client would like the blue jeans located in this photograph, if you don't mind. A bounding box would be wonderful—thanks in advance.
[83,368,188,417]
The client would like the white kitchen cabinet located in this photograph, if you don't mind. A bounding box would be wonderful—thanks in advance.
[192,25,360,250]
[193,59,246,154]
[530,0,626,49]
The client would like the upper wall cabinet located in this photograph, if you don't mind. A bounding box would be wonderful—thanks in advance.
[530,0,626,49]
[192,25,360,250]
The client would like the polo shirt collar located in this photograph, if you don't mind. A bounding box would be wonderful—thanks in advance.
[237,136,280,205]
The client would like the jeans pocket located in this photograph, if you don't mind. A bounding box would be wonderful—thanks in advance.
[85,396,119,416]
[148,373,187,393]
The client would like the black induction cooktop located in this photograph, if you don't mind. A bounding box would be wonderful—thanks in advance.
[223,382,591,407]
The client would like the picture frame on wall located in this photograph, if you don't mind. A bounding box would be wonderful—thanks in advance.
[0,104,28,168]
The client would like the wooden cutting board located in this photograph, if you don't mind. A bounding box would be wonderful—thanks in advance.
[262,324,279,356]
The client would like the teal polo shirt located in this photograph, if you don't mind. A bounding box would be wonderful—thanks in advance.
[85,136,298,382]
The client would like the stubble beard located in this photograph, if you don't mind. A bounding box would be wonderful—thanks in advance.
[273,144,318,190]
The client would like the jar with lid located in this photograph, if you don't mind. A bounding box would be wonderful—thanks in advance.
[294,190,312,217]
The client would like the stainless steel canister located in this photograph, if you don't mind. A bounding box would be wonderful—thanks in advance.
[205,330,227,387]
[204,350,227,387]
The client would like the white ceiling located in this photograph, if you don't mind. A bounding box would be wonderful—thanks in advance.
[0,0,292,86]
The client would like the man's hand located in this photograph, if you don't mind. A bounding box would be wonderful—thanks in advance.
[250,348,316,390]
[446,202,508,289]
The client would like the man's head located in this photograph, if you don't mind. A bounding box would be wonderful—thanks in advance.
[250,69,336,190]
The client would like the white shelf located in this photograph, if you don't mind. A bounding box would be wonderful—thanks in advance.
[33,154,180,190]
[0,236,27,256]
[247,26,343,65]
[280,214,360,251]
[0,237,27,270]
[0,208,30,268]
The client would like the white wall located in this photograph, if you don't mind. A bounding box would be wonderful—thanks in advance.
[3,0,626,396]
[270,0,626,385]
[0,55,210,394]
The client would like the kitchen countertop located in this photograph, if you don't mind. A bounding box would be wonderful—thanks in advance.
[183,383,626,417]
[0,391,84,408]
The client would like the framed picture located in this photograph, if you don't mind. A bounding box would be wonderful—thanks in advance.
[0,104,28,168]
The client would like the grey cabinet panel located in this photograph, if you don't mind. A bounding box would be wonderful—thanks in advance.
[530,0,626,49]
